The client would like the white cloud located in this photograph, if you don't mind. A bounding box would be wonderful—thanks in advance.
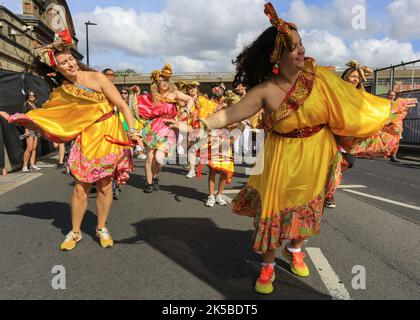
[72,0,419,72]
[300,29,349,67]
[74,0,266,72]
[287,0,381,40]
[350,38,420,67]
[387,0,420,41]
[300,30,420,69]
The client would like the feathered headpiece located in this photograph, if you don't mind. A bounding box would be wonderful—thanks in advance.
[151,64,173,83]
[178,81,201,91]
[345,60,372,83]
[264,2,298,75]
[32,29,74,67]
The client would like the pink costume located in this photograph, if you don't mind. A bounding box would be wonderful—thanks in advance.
[138,94,178,156]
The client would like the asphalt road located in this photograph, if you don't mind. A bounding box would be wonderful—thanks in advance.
[0,156,419,300]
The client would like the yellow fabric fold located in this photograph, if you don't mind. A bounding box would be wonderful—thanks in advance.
[248,66,390,220]
[25,84,129,160]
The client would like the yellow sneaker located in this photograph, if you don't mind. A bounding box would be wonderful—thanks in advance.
[60,231,82,251]
[96,227,113,249]
[254,264,276,294]
[282,246,310,277]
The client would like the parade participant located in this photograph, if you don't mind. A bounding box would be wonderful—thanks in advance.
[200,84,235,207]
[21,90,42,172]
[338,61,417,161]
[168,2,405,294]
[233,83,253,159]
[323,60,370,208]
[0,29,142,251]
[138,64,194,193]
[386,90,400,162]
[178,80,215,178]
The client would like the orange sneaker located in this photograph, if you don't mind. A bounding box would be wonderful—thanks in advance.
[254,264,276,294]
[282,247,310,277]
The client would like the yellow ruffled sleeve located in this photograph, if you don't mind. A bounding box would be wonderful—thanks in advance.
[12,84,114,142]
[317,66,390,138]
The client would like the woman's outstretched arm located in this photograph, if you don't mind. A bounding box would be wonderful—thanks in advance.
[206,86,264,129]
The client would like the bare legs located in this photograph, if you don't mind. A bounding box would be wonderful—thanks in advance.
[23,134,38,169]
[208,167,226,196]
[53,142,65,165]
[70,176,113,232]
[71,180,91,233]
[145,147,164,184]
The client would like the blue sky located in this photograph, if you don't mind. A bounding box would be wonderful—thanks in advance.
[2,0,420,72]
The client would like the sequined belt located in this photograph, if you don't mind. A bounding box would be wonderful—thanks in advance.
[96,111,115,123]
[278,124,325,138]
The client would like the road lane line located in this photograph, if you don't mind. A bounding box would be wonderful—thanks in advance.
[0,173,43,196]
[224,185,366,196]
[224,195,233,204]
[337,185,366,189]
[224,189,241,194]
[306,247,351,300]
[343,189,420,211]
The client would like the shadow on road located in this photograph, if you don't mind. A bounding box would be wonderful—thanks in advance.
[128,173,209,203]
[0,201,98,239]
[390,162,420,169]
[116,217,331,300]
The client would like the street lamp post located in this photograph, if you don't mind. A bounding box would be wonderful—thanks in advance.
[85,21,97,67]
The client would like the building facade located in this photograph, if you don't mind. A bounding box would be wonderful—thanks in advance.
[0,0,82,72]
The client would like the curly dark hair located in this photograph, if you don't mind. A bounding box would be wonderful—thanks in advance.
[232,26,281,89]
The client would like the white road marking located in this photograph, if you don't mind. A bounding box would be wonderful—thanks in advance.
[224,195,233,204]
[0,173,43,196]
[306,247,351,300]
[343,189,420,211]
[337,185,366,189]
[223,189,241,194]
[224,185,366,195]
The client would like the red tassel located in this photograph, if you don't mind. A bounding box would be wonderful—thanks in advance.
[197,149,202,177]
[272,64,279,75]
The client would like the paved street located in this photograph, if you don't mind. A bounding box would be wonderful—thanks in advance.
[0,155,419,300]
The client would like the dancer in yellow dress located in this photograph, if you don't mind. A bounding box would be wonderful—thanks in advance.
[168,3,404,294]
[0,29,142,251]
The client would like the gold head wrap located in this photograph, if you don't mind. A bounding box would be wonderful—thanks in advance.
[345,60,373,83]
[264,2,298,74]
[178,81,201,91]
[151,64,173,83]
[224,90,241,105]
[32,29,74,67]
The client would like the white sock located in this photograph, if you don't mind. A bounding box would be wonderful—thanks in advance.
[287,244,301,253]
[261,262,276,267]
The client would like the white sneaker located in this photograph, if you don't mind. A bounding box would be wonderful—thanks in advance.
[205,195,216,207]
[30,165,41,171]
[186,170,196,178]
[22,167,29,173]
[216,194,227,206]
